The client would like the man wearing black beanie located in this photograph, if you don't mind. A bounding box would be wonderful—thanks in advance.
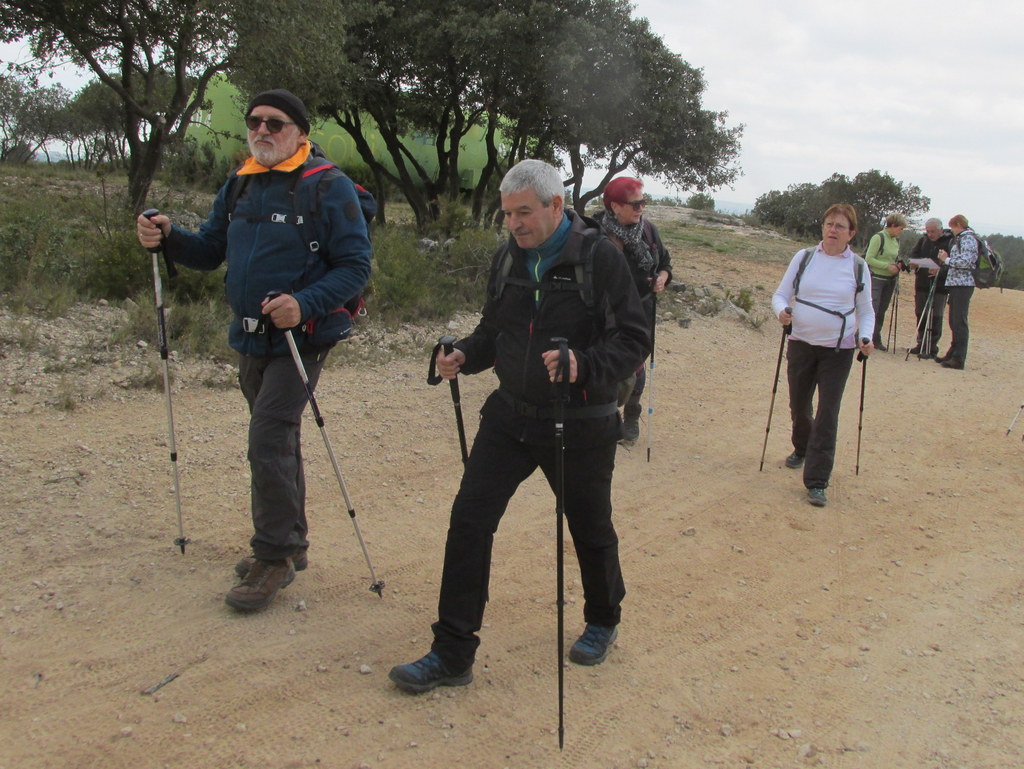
[136,89,372,612]
[246,89,311,135]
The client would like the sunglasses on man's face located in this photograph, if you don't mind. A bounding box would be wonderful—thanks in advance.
[244,115,296,134]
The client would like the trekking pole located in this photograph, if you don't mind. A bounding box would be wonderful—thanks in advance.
[886,276,899,354]
[427,335,468,464]
[1007,403,1024,436]
[646,294,657,463]
[855,338,869,475]
[550,336,570,751]
[267,293,384,598]
[142,209,189,555]
[907,275,938,361]
[759,308,792,471]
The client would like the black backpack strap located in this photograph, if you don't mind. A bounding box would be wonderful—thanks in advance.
[490,234,599,308]
[791,247,816,296]
[490,241,513,300]
[225,172,250,221]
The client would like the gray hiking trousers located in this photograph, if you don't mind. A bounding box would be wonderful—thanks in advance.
[238,349,327,560]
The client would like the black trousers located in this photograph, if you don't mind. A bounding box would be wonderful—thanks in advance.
[238,350,326,560]
[786,340,856,490]
[914,286,947,353]
[431,407,624,671]
[945,285,974,364]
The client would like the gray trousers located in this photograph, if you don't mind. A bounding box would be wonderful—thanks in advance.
[870,274,898,346]
[238,350,327,560]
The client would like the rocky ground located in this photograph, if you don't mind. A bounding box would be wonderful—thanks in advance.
[2,212,1023,769]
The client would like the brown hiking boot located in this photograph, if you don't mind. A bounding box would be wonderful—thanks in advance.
[234,550,308,578]
[224,558,295,612]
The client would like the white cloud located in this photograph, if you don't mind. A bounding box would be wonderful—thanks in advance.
[630,0,1024,234]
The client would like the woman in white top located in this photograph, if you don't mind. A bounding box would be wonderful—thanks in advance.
[771,203,875,507]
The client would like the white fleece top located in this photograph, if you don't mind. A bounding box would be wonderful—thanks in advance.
[771,244,875,349]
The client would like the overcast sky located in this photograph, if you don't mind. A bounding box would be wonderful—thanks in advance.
[629,0,1024,235]
[4,3,1022,235]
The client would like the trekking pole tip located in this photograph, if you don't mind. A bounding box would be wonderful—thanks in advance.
[174,537,190,555]
[370,580,385,598]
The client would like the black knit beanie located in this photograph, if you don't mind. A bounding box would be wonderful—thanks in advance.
[245,89,310,134]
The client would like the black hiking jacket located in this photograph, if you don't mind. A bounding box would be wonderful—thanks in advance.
[455,209,650,447]
[908,229,953,294]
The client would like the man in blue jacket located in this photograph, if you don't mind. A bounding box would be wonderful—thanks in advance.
[389,160,650,693]
[136,89,371,611]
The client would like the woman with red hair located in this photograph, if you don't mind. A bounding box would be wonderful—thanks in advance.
[935,214,978,369]
[593,177,673,443]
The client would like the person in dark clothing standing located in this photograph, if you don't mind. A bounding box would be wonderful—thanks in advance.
[592,176,672,444]
[389,159,650,694]
[906,217,952,358]
[136,90,372,611]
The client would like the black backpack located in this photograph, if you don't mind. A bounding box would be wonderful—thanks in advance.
[490,233,599,309]
[225,144,376,340]
[970,234,1004,289]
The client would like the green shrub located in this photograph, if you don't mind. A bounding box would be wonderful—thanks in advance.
[368,224,494,324]
[686,192,716,211]
[116,292,233,361]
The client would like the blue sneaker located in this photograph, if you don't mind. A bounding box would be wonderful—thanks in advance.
[569,624,618,666]
[388,651,473,694]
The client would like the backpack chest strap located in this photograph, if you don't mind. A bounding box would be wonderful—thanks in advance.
[794,298,855,351]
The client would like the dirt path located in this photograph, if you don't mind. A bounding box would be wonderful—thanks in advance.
[2,255,1023,769]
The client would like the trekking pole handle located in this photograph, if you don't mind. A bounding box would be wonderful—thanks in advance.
[427,334,458,385]
[142,208,178,278]
[857,337,870,362]
[783,305,793,335]
[550,337,570,401]
[142,209,162,254]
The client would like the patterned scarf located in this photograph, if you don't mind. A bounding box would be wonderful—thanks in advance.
[600,213,655,272]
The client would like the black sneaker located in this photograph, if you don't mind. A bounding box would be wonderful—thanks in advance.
[875,342,888,352]
[807,488,827,507]
[568,624,618,666]
[909,345,921,355]
[388,652,473,694]
[784,451,805,469]
[235,550,308,578]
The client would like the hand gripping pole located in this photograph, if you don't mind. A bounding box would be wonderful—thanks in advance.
[427,335,469,463]
[270,293,384,598]
[856,338,870,475]
[142,209,189,554]
[759,308,792,472]
[550,336,570,750]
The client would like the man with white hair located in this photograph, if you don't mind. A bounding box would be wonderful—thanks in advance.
[137,89,372,611]
[906,217,952,358]
[389,159,650,693]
